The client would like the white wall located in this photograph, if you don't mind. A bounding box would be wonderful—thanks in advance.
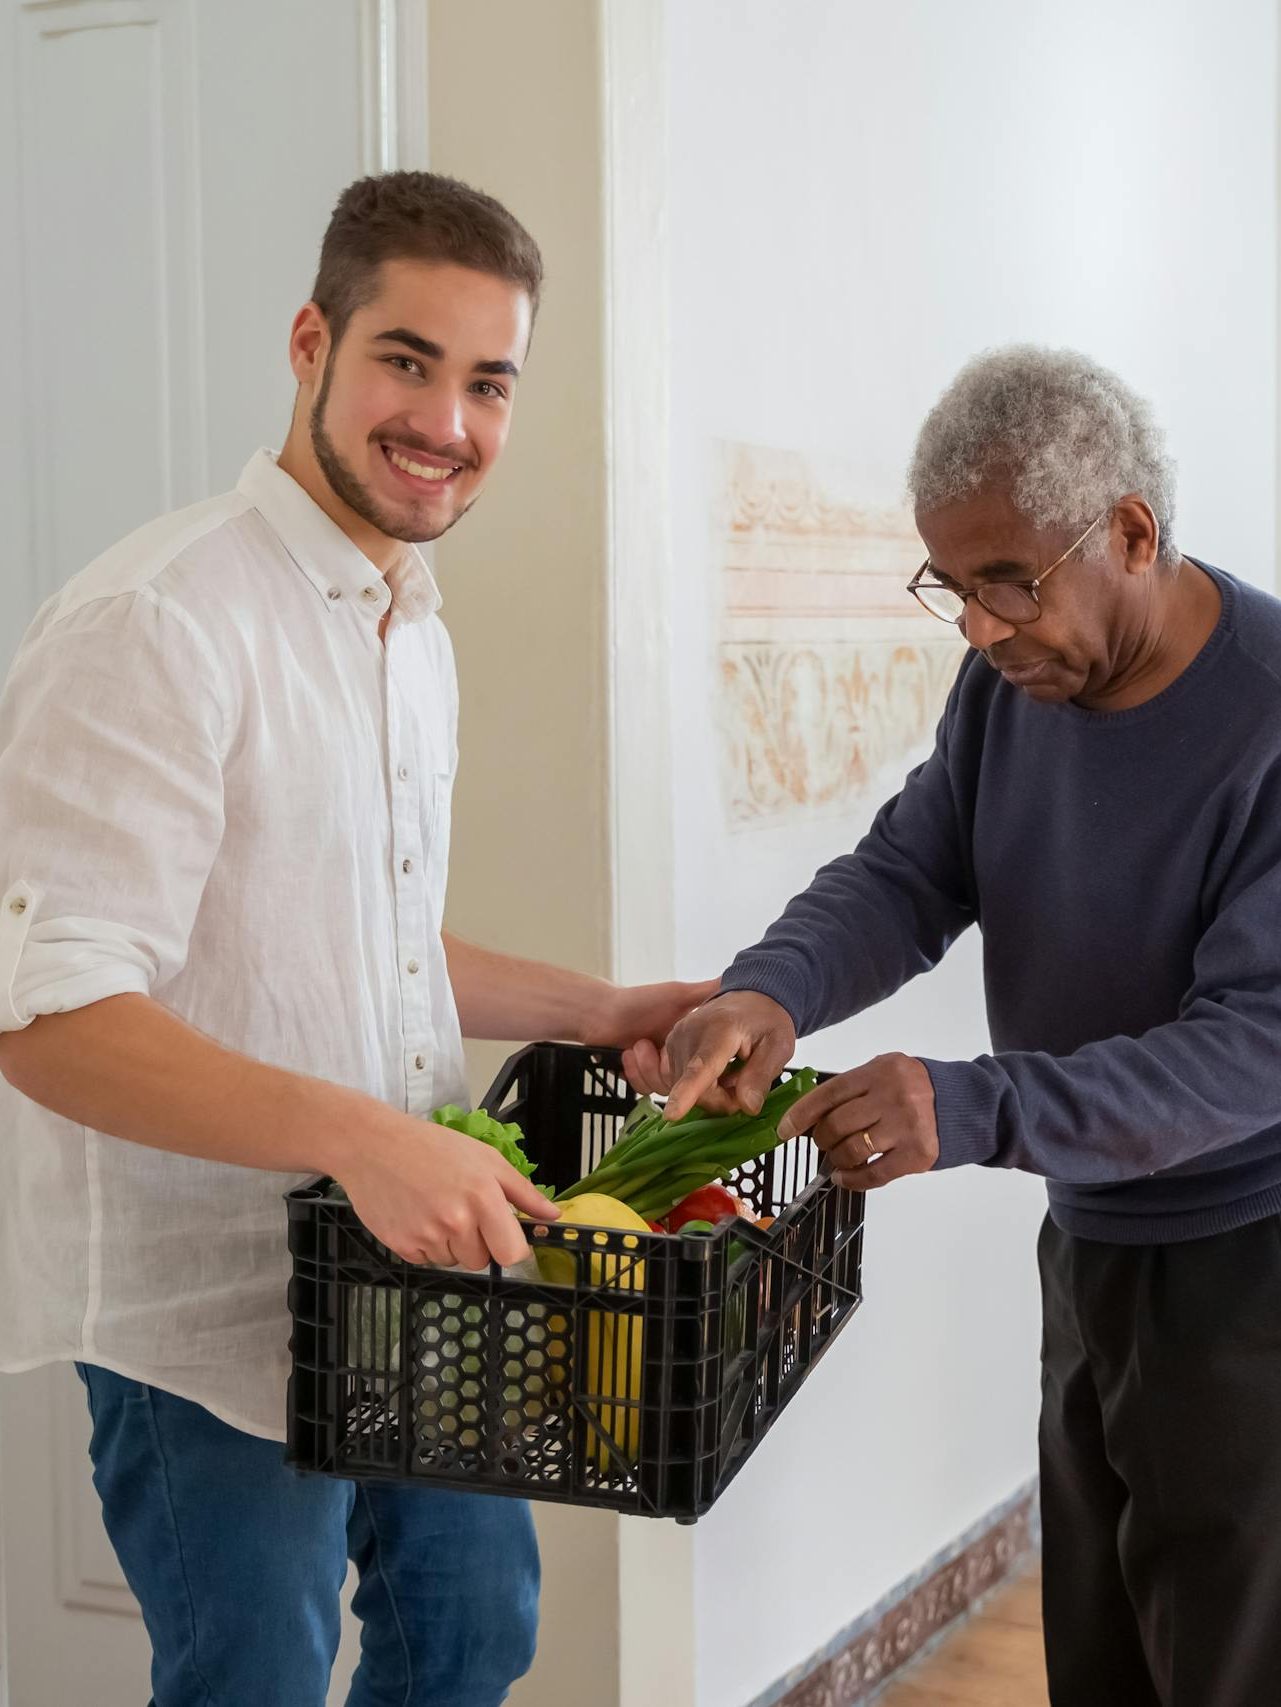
[661,4,1278,1704]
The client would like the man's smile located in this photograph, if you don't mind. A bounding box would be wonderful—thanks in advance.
[379,442,465,494]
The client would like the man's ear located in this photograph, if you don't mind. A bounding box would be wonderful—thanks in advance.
[1114,495,1161,576]
[287,302,330,391]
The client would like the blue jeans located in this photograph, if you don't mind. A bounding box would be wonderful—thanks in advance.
[75,1364,539,1707]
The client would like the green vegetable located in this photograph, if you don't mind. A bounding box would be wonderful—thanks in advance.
[328,1102,550,1204]
[431,1104,534,1177]
[348,1284,402,1371]
[431,1104,553,1198]
[557,1068,818,1223]
[619,1095,663,1138]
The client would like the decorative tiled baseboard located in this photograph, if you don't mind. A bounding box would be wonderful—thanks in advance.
[753,1482,1039,1707]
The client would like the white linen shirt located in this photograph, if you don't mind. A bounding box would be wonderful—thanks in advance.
[0,449,468,1440]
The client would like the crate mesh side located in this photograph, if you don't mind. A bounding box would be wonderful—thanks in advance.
[328,1268,406,1473]
[411,1293,576,1488]
[578,1059,632,1177]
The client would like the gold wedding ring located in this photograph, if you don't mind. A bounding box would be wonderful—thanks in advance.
[860,1130,876,1156]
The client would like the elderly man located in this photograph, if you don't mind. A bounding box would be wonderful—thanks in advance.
[631,347,1281,1707]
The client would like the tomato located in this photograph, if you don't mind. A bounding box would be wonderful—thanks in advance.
[666,1185,742,1231]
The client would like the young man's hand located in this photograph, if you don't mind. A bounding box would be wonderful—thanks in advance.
[583,978,720,1057]
[440,932,719,1054]
[336,1116,557,1269]
[626,990,797,1120]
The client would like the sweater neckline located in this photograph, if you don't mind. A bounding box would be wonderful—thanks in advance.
[1048,558,1235,728]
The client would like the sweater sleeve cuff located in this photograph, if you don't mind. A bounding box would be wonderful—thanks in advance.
[919,1056,1001,1169]
[717,954,815,1035]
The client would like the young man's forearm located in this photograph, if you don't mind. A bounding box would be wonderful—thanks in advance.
[442,930,611,1041]
[0,993,384,1176]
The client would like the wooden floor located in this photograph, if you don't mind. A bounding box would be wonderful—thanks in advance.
[876,1564,1049,1706]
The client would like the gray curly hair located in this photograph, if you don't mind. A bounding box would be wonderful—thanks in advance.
[907,345,1178,563]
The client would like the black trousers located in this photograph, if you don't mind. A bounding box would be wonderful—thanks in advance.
[1039,1212,1281,1707]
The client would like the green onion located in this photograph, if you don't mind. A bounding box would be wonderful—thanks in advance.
[557,1068,817,1222]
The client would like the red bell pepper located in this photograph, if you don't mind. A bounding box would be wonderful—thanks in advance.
[666,1184,742,1231]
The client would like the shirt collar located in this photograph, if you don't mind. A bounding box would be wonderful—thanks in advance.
[236,449,443,625]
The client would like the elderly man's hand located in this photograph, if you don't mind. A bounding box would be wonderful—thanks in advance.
[624,990,797,1120]
[778,1053,940,1189]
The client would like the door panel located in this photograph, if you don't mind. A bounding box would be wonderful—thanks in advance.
[14,0,207,599]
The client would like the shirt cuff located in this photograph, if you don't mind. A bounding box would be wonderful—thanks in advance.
[0,882,40,1028]
[1,883,154,1032]
[919,1056,1001,1169]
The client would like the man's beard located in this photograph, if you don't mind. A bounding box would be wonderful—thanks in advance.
[309,358,472,545]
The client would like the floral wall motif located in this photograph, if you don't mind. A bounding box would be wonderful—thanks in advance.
[717,442,962,829]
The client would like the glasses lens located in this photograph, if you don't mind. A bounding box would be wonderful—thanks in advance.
[914,584,965,623]
[980,583,1040,624]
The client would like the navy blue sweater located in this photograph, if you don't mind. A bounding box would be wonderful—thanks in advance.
[722,564,1281,1242]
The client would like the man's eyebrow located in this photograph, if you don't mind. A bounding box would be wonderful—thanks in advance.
[927,557,1032,586]
[373,328,444,360]
[973,558,1034,581]
[371,329,520,379]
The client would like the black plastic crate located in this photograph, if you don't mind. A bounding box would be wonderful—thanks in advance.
[286,1043,864,1521]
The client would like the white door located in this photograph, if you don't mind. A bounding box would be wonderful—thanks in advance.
[0,3,425,1701]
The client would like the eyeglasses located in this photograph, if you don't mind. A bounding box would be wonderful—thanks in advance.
[907,513,1107,627]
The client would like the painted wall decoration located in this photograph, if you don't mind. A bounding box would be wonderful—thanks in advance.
[717,441,963,829]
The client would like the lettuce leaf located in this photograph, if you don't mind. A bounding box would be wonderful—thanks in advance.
[431,1104,551,1195]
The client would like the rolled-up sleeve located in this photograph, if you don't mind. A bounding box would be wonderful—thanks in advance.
[0,587,227,1032]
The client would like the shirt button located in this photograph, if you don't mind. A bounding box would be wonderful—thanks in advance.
[414,1054,426,1071]
[327,587,342,601]
[398,766,409,781]
[407,959,420,975]
[402,858,413,874]
[9,897,27,915]
[362,586,381,602]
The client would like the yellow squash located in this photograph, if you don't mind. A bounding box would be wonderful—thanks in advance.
[535,1193,648,1472]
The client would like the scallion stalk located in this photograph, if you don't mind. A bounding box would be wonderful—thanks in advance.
[557,1067,818,1220]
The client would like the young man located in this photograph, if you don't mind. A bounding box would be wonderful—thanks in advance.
[0,172,712,1707]
[641,347,1281,1707]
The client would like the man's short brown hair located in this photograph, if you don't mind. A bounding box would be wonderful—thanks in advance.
[312,171,543,346]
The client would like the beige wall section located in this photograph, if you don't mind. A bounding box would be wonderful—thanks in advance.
[428,7,622,1707]
[430,0,613,1097]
